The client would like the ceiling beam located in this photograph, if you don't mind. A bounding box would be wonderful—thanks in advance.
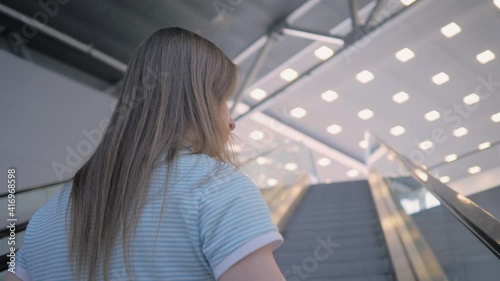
[0,3,127,72]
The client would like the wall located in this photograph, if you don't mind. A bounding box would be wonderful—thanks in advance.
[0,49,116,193]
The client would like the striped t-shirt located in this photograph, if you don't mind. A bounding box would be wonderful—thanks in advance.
[11,150,283,280]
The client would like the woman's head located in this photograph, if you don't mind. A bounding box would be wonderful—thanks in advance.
[120,26,238,160]
[68,27,239,281]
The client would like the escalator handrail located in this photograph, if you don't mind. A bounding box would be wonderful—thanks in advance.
[366,132,500,259]
[0,179,69,198]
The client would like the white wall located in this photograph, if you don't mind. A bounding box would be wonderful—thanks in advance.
[0,49,116,193]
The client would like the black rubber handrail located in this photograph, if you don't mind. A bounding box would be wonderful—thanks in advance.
[0,179,69,198]
[367,132,500,259]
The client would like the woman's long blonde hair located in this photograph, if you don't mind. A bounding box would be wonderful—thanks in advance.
[67,27,238,281]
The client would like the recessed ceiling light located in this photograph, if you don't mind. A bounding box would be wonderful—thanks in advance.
[358,109,374,120]
[495,0,500,9]
[231,144,242,152]
[425,110,441,121]
[400,0,416,6]
[432,72,450,85]
[284,162,298,171]
[359,140,368,149]
[478,142,491,150]
[266,178,278,186]
[318,157,331,167]
[463,93,480,105]
[327,124,342,135]
[453,127,468,137]
[476,50,495,64]
[395,48,415,62]
[445,154,457,162]
[439,176,451,183]
[235,102,250,114]
[415,169,428,182]
[256,157,269,165]
[321,90,339,102]
[280,68,298,82]
[356,70,374,83]
[250,130,264,140]
[290,107,307,119]
[491,112,500,123]
[250,88,267,101]
[393,91,410,103]
[418,140,433,150]
[347,169,359,177]
[390,125,406,136]
[468,166,481,174]
[314,46,334,60]
[441,22,461,38]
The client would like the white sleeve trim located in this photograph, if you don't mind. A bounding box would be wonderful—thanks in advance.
[13,264,32,281]
[213,231,283,280]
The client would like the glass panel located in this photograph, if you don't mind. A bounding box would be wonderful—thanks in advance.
[430,141,500,220]
[239,139,315,226]
[368,140,500,281]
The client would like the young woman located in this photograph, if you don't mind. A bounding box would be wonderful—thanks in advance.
[7,27,284,281]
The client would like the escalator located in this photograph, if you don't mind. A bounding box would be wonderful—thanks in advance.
[274,180,396,281]
[2,134,500,280]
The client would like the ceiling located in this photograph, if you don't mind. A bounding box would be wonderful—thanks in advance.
[1,0,499,187]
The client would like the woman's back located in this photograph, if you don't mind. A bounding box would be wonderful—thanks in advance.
[15,150,283,280]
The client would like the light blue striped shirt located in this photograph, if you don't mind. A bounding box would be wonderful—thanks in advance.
[11,150,283,280]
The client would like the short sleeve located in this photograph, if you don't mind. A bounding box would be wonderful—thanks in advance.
[8,246,32,281]
[198,168,283,280]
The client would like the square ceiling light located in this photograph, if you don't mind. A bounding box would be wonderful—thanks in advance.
[401,0,416,6]
[235,102,250,114]
[358,109,374,120]
[445,154,457,162]
[395,48,415,62]
[290,107,307,119]
[492,112,500,122]
[356,70,374,83]
[441,22,461,38]
[463,93,480,105]
[284,162,298,171]
[250,130,264,140]
[321,90,339,102]
[266,178,278,186]
[432,72,450,85]
[347,169,360,177]
[425,110,441,121]
[390,125,406,136]
[478,142,491,150]
[476,50,495,64]
[453,127,468,137]
[280,68,298,82]
[318,157,331,166]
[418,140,433,150]
[495,0,500,9]
[327,124,342,135]
[468,166,481,174]
[359,140,368,149]
[314,46,334,60]
[439,176,451,183]
[250,88,267,101]
[393,91,410,103]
